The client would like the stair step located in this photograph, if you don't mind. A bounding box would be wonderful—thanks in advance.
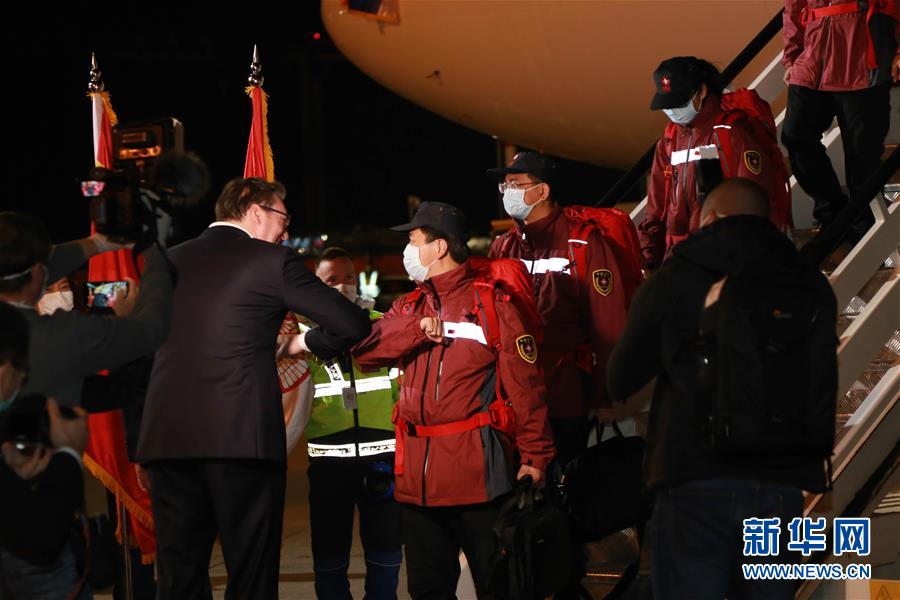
[835,331,900,436]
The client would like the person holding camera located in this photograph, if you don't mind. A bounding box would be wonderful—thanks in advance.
[297,247,402,600]
[0,302,92,599]
[136,178,371,600]
[0,211,174,409]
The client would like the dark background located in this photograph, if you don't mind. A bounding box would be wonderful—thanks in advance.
[5,5,625,247]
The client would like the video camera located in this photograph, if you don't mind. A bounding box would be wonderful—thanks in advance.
[81,118,209,245]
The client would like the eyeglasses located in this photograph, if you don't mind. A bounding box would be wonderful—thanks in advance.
[498,181,542,194]
[261,205,292,226]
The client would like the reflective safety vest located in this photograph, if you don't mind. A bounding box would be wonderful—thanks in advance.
[304,310,399,457]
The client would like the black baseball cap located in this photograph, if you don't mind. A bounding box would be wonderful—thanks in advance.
[650,57,702,110]
[390,201,470,242]
[485,151,558,186]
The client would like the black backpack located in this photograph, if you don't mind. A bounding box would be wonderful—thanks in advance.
[492,477,578,600]
[693,254,834,467]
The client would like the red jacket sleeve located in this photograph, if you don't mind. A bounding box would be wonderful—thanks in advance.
[638,137,670,270]
[583,229,630,410]
[494,299,555,471]
[352,296,429,369]
[783,0,807,69]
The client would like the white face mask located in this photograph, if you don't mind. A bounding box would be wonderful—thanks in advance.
[332,283,358,302]
[37,290,75,315]
[403,242,438,282]
[502,184,543,221]
[663,94,701,126]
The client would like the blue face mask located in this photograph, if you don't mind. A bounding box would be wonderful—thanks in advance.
[663,94,701,126]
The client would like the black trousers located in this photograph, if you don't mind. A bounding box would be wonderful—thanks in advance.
[781,83,891,237]
[308,454,402,600]
[401,500,502,600]
[147,459,286,600]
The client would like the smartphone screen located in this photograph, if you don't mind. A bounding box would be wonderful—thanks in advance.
[87,281,129,309]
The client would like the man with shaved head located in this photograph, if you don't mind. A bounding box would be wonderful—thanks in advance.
[607,177,838,599]
[699,177,771,226]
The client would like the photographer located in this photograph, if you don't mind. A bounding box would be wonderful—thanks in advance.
[0,302,91,599]
[0,210,173,409]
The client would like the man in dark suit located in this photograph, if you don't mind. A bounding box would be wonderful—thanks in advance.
[136,178,372,600]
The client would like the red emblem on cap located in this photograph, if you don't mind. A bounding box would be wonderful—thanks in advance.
[661,75,672,93]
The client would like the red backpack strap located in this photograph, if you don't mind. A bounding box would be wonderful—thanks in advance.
[663,122,678,145]
[712,121,737,178]
[399,289,425,316]
[567,221,592,296]
[471,274,516,414]
[472,276,503,352]
[499,230,516,256]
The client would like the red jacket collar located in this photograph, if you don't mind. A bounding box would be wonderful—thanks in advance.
[419,260,476,298]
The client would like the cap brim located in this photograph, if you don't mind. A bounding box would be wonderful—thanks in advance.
[650,92,690,111]
[389,221,419,232]
[485,166,528,180]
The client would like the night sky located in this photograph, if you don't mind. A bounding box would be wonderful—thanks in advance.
[6,5,624,250]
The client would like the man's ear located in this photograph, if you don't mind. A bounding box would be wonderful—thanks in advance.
[700,210,719,228]
[435,238,450,260]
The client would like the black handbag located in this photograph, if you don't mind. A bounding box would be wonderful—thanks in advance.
[561,419,646,541]
[491,477,578,600]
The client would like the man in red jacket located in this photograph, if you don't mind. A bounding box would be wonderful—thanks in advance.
[486,152,630,464]
[353,201,554,600]
[781,0,899,240]
[640,57,779,271]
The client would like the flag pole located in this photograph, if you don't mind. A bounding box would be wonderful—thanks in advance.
[249,44,263,87]
[88,52,104,93]
[89,54,133,600]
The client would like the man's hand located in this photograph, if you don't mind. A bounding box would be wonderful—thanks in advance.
[2,443,52,480]
[783,65,793,85]
[90,233,134,255]
[276,333,309,360]
[112,278,138,317]
[517,465,545,488]
[892,54,900,83]
[590,407,617,422]
[420,317,443,343]
[47,398,89,455]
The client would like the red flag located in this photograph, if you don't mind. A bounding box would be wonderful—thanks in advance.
[87,92,139,282]
[83,87,157,564]
[243,80,313,448]
[243,86,275,181]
